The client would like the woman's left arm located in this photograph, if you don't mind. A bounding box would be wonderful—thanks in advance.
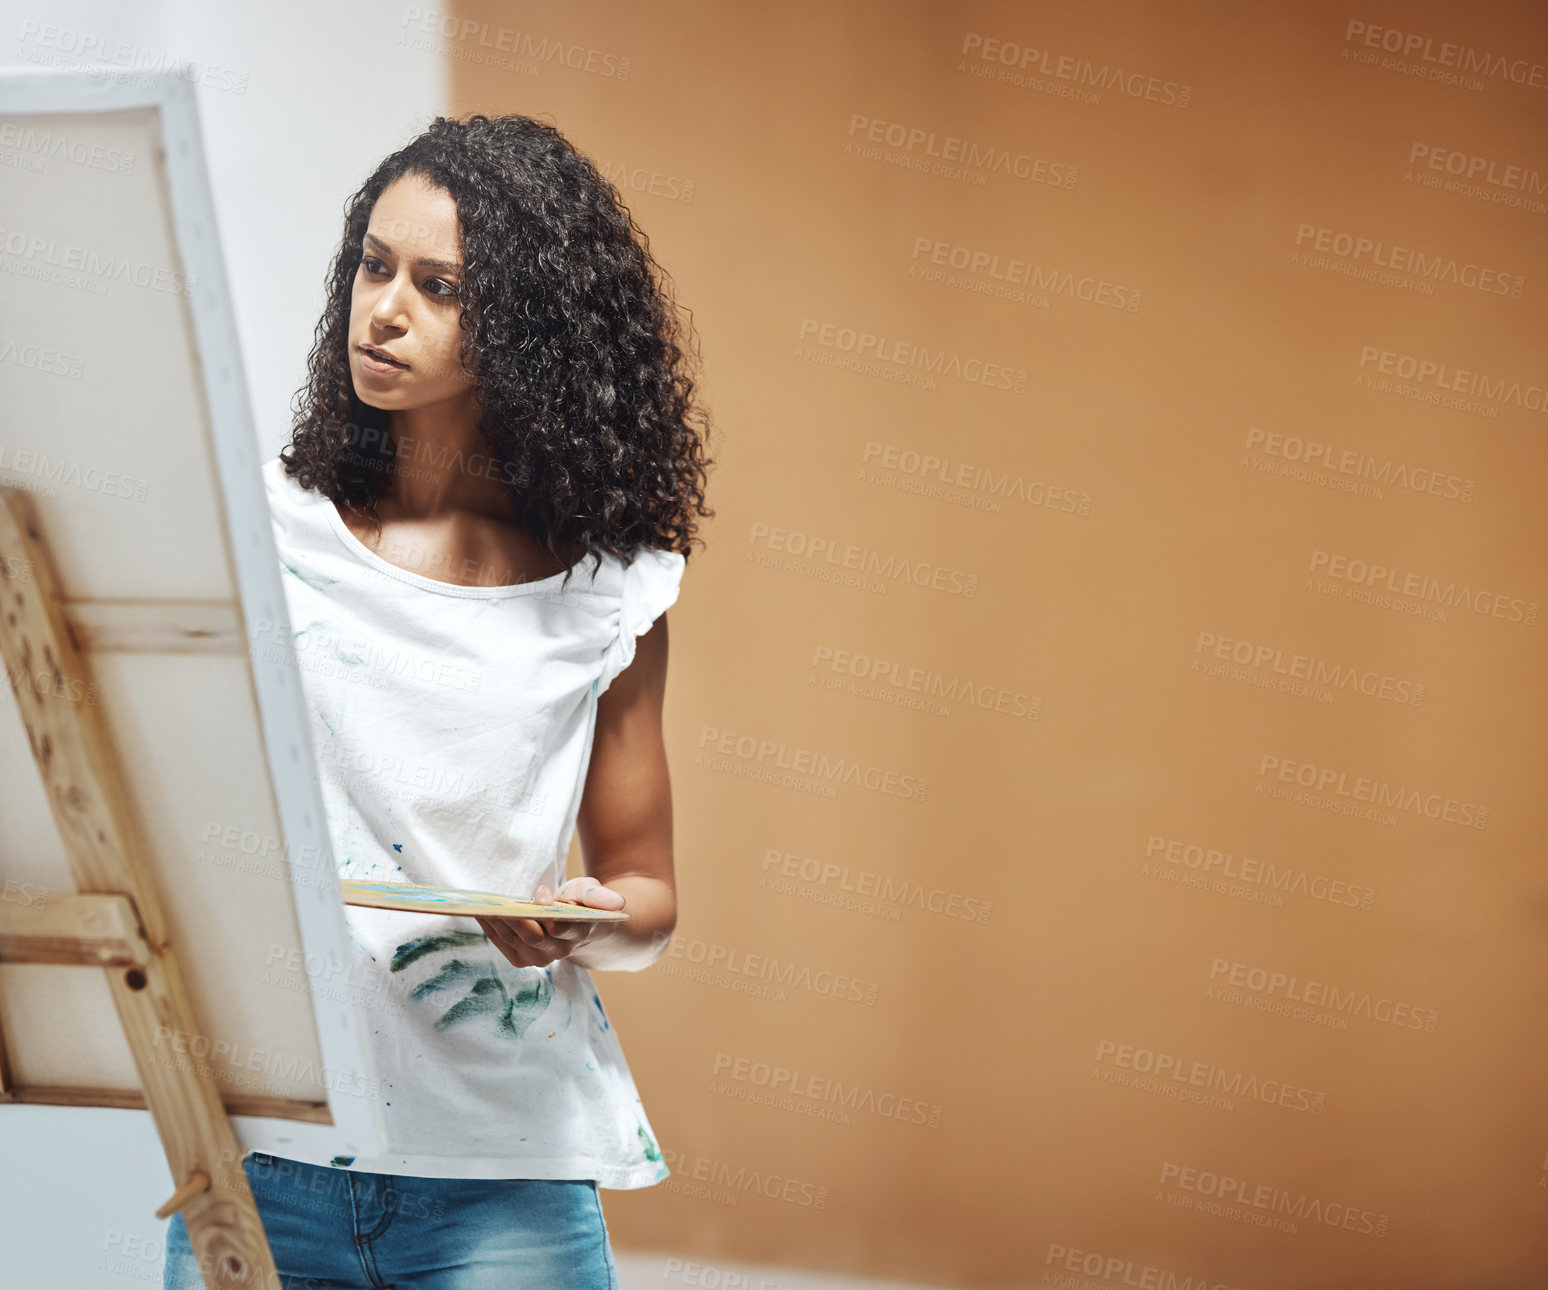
[475,612,678,970]
[564,611,677,969]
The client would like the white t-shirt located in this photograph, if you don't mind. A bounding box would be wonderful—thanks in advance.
[252,454,680,1186]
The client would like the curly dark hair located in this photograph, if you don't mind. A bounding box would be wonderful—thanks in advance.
[279,112,714,590]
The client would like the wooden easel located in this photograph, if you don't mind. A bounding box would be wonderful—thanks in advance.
[0,488,280,1290]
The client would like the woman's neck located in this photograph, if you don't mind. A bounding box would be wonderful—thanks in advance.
[380,401,511,522]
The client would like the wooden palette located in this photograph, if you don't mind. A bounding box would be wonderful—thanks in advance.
[339,879,631,921]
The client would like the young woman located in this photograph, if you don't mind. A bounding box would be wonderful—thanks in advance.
[164,113,713,1289]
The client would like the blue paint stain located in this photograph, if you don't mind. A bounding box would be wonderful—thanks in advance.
[590,989,611,1031]
[393,844,403,853]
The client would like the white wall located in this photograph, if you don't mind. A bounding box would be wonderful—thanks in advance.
[3,0,448,457]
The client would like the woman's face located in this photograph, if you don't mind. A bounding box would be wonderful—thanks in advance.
[348,173,476,412]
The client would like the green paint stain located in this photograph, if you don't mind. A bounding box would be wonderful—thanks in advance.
[284,562,339,591]
[637,1124,661,1162]
[391,934,555,1040]
[329,1155,355,1168]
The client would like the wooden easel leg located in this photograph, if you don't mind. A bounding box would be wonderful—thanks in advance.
[0,489,281,1290]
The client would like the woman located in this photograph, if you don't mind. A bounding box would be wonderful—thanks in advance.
[165,112,713,1289]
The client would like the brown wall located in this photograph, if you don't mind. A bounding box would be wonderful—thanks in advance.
[448,1,1548,1285]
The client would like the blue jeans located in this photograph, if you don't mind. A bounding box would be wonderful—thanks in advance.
[163,1152,618,1289]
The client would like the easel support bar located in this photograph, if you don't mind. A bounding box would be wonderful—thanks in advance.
[0,890,146,967]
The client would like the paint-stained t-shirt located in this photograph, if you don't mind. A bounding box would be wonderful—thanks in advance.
[250,454,680,1186]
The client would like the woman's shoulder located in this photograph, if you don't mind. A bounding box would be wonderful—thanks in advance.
[593,545,685,695]
[584,544,684,604]
[567,543,682,590]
